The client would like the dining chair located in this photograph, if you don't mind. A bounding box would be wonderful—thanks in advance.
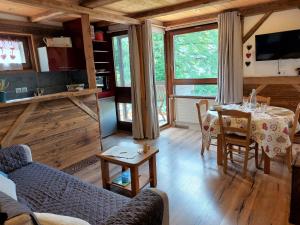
[286,103,300,171]
[243,95,271,105]
[218,110,259,178]
[196,99,216,155]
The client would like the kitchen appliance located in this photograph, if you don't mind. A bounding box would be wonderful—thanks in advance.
[96,76,108,90]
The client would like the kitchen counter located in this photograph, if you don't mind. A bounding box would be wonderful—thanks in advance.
[0,89,99,108]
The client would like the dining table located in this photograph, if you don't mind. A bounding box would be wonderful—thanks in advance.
[202,104,300,174]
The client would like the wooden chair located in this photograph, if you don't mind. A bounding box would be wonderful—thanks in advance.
[243,95,271,105]
[196,100,216,155]
[218,110,259,177]
[286,103,300,171]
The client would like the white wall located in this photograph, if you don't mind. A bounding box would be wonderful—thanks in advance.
[243,9,300,77]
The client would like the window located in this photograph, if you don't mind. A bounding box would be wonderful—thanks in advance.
[112,34,132,125]
[0,34,33,71]
[152,30,168,126]
[112,35,131,87]
[172,24,218,97]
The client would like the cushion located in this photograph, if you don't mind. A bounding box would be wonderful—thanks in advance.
[0,145,31,173]
[34,213,91,225]
[0,176,17,200]
[0,191,33,222]
[0,171,8,178]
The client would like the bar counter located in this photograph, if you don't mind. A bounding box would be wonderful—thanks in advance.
[0,88,102,169]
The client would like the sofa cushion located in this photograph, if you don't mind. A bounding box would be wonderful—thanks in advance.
[34,213,91,225]
[0,191,37,225]
[9,162,130,225]
[0,175,17,200]
[0,145,32,173]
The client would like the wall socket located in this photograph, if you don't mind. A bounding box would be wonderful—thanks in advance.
[15,87,28,94]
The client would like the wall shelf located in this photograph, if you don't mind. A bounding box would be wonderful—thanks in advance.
[94,50,109,53]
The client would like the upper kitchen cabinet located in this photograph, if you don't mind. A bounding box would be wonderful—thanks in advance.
[38,47,84,72]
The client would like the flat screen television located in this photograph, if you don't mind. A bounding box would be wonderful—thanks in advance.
[255,29,300,61]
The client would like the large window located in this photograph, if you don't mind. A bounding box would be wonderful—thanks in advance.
[0,34,33,71]
[172,24,218,97]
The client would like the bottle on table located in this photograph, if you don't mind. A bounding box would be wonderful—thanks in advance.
[249,89,257,109]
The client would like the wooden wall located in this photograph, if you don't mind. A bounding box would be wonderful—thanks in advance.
[0,95,101,169]
[243,76,300,112]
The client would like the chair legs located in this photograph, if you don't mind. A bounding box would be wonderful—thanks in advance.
[286,146,292,172]
[243,146,250,178]
[255,143,259,169]
[223,146,228,174]
[201,140,205,155]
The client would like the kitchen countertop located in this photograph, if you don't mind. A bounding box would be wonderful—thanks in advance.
[0,89,100,108]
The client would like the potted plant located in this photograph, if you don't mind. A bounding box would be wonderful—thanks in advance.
[0,79,9,102]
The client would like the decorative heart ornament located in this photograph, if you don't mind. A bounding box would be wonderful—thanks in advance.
[246,53,251,58]
[245,61,251,67]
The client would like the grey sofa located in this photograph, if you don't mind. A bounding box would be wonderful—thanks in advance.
[0,145,169,225]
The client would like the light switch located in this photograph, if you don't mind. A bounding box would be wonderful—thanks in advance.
[21,87,28,93]
[16,88,22,94]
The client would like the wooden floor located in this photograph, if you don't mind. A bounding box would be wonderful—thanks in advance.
[74,127,298,225]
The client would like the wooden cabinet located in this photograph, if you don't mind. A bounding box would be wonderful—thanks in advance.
[38,47,84,72]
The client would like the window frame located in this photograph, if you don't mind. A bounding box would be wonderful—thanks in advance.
[0,32,36,72]
[168,23,218,99]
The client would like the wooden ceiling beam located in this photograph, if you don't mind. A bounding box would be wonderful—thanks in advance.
[164,0,300,28]
[5,0,139,25]
[81,0,122,8]
[242,11,273,43]
[130,0,234,20]
[30,10,64,22]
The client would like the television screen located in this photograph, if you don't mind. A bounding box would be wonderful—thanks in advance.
[255,29,300,61]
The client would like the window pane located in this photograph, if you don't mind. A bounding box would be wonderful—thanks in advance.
[117,103,132,122]
[0,39,27,71]
[174,29,218,79]
[152,32,167,126]
[113,35,131,87]
[175,85,217,97]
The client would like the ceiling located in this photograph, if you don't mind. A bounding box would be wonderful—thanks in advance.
[0,0,298,27]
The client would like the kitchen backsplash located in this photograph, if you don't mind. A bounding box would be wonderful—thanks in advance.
[0,70,88,100]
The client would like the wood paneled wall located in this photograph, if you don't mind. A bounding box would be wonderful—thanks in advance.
[0,95,101,169]
[243,76,300,112]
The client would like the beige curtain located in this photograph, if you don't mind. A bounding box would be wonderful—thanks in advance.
[217,11,243,104]
[128,25,144,139]
[142,20,160,139]
[128,20,160,140]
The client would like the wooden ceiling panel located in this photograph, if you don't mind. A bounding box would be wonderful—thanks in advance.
[0,0,47,17]
[101,0,192,14]
[156,0,276,21]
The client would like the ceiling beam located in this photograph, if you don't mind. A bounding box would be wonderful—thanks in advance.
[242,11,273,43]
[130,0,234,20]
[81,0,122,8]
[164,0,300,28]
[6,0,140,25]
[30,10,64,22]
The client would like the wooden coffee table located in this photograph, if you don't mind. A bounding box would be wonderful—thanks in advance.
[96,145,159,197]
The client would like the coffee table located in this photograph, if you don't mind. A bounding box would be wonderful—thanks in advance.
[96,145,159,197]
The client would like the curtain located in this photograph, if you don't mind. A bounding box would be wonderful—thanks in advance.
[216,11,243,104]
[128,25,144,139]
[128,20,160,139]
[142,20,160,139]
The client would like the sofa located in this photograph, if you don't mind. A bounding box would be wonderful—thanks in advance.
[0,145,169,225]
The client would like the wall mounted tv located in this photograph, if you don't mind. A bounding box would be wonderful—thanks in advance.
[255,29,300,61]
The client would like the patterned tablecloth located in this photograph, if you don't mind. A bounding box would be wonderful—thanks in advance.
[202,105,299,158]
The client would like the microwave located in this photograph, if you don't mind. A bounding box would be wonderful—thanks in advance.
[96,76,109,90]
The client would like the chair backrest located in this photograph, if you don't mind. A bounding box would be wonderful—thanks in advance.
[291,103,300,142]
[218,110,252,142]
[195,99,208,131]
[243,95,271,105]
